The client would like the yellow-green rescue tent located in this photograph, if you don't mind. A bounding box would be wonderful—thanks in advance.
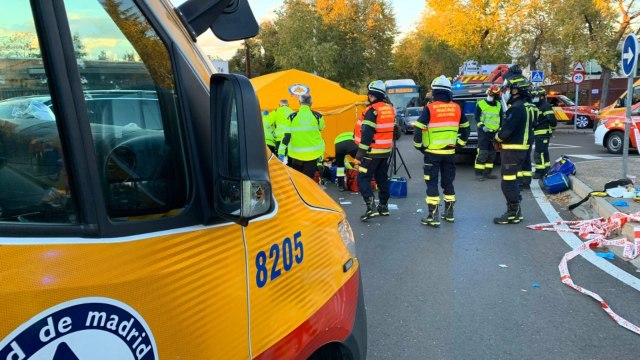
[250,69,367,157]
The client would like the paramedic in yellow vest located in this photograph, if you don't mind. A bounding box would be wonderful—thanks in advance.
[278,94,325,179]
[262,109,276,153]
[414,75,470,227]
[355,80,395,221]
[474,84,503,181]
[334,131,358,192]
[271,99,294,150]
[530,87,557,178]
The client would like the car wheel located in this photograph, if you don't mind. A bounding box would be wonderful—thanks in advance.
[605,130,624,154]
[574,115,590,129]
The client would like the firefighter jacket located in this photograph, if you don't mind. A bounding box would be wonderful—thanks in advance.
[533,100,556,136]
[262,114,276,147]
[270,105,294,142]
[334,131,354,145]
[474,99,502,131]
[356,100,395,158]
[278,105,325,161]
[495,98,537,150]
[413,101,470,155]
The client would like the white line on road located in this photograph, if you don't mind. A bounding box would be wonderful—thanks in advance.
[562,154,607,160]
[548,143,581,149]
[531,181,640,291]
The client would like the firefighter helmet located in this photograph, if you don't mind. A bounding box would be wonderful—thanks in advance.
[531,87,546,97]
[487,85,501,96]
[505,75,530,90]
[431,75,452,92]
[367,80,386,99]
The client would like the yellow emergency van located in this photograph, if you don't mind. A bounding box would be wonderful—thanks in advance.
[0,1,365,359]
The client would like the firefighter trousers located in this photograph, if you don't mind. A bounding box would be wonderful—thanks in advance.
[533,136,551,176]
[357,156,390,204]
[423,152,455,204]
[474,130,496,175]
[501,150,527,203]
[518,146,533,185]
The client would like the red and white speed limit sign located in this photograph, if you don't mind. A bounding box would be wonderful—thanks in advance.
[572,72,585,84]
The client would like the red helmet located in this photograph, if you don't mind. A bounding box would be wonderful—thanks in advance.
[487,85,501,96]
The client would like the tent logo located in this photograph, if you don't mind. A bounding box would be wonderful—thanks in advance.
[0,297,158,360]
[288,84,310,97]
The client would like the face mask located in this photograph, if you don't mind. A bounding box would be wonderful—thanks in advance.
[503,91,511,103]
[532,97,540,103]
[486,96,494,102]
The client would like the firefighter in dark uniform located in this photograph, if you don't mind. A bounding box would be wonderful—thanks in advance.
[474,84,503,180]
[530,87,557,178]
[493,74,537,224]
[355,80,395,221]
[413,75,470,227]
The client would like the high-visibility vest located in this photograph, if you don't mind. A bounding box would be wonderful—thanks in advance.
[334,131,354,144]
[421,101,462,154]
[272,105,293,142]
[356,102,395,154]
[287,105,325,161]
[262,114,275,147]
[477,99,501,131]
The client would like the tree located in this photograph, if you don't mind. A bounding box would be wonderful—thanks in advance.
[72,33,87,59]
[0,32,40,58]
[98,50,109,61]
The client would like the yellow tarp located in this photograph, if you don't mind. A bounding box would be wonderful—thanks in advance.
[250,69,367,157]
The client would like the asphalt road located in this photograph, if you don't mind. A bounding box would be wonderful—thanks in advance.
[325,129,640,359]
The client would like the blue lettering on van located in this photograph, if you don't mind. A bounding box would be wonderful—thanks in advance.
[0,297,158,359]
[256,231,303,288]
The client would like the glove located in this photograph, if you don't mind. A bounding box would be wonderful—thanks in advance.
[278,155,286,163]
[482,126,490,133]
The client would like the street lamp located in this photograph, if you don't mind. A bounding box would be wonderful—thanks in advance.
[306,0,317,75]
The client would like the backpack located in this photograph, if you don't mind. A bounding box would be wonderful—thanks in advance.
[547,155,576,177]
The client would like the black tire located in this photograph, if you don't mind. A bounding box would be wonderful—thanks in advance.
[605,130,624,154]
[574,115,591,129]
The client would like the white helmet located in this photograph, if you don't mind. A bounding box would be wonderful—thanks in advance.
[431,75,452,92]
[367,80,386,99]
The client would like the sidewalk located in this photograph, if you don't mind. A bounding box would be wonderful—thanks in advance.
[569,157,640,268]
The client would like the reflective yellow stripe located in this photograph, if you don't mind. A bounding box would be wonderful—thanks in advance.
[362,120,377,128]
[426,196,440,205]
[475,163,486,170]
[359,166,368,173]
[368,148,392,154]
[414,122,426,130]
[457,139,466,146]
[503,175,517,180]
[358,143,370,150]
[534,129,552,135]
[459,122,470,128]
[486,163,493,169]
[444,195,455,201]
[414,142,422,148]
[426,149,455,155]
[543,110,554,116]
[424,175,430,180]
[501,144,529,150]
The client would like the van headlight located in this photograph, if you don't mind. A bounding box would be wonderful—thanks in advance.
[338,219,356,257]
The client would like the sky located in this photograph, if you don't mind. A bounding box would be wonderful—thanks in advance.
[175,0,425,60]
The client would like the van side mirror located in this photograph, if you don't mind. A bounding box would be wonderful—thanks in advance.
[617,98,625,108]
[210,73,272,226]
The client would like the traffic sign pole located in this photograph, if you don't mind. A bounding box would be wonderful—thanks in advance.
[621,33,638,178]
[574,84,579,132]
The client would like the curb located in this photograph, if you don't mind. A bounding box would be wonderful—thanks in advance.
[570,175,640,268]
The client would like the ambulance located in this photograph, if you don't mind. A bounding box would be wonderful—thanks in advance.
[0,1,366,359]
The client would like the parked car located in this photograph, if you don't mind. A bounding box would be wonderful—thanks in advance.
[396,106,422,134]
[594,110,640,154]
[546,94,598,129]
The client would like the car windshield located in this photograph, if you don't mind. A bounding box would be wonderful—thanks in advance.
[558,95,575,106]
[406,107,421,117]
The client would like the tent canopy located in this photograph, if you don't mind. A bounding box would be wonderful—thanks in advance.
[250,69,367,113]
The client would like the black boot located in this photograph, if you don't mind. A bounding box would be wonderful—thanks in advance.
[337,177,347,192]
[443,200,455,223]
[475,170,485,181]
[483,168,498,179]
[493,202,521,224]
[421,204,440,227]
[360,197,377,221]
[377,202,390,216]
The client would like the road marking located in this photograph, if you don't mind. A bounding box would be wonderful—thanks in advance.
[531,181,640,291]
[563,154,607,160]
[549,143,581,149]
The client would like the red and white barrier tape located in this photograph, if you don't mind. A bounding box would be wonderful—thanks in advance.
[529,212,640,335]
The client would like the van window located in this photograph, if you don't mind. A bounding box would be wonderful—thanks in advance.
[0,3,77,223]
[64,0,188,220]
